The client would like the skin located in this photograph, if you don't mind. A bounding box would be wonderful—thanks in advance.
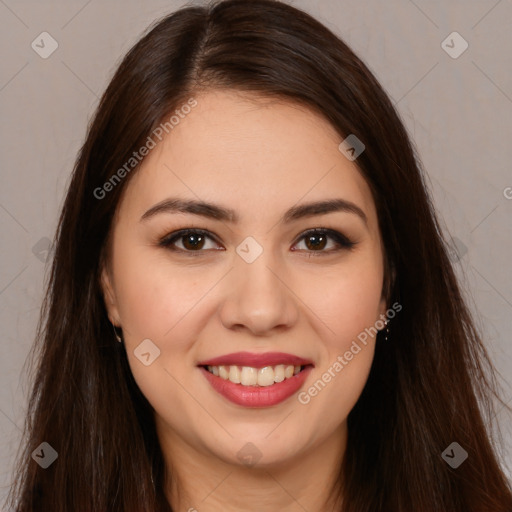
[101,89,388,512]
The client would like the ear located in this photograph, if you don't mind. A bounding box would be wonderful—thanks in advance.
[381,259,397,314]
[100,266,122,327]
[378,295,388,320]
[377,261,396,322]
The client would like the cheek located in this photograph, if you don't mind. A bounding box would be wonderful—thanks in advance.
[112,240,206,342]
[293,249,383,413]
[300,251,384,349]
[295,269,382,426]
[110,246,207,418]
[114,265,171,340]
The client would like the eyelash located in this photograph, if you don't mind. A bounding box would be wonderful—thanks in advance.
[158,228,357,256]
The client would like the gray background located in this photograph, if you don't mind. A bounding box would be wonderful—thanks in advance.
[1,0,511,506]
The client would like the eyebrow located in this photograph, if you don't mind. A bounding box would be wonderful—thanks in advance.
[140,197,368,226]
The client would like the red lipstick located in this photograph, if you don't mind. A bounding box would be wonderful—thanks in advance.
[197,351,313,368]
[197,351,314,408]
[199,366,313,407]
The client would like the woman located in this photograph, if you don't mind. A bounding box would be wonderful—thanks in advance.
[7,0,512,510]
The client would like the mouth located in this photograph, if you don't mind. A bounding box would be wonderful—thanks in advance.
[198,363,314,407]
[199,363,314,387]
[196,351,315,406]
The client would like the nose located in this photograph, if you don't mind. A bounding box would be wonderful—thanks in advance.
[218,250,299,337]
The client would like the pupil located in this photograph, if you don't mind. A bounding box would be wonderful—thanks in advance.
[184,234,204,250]
[306,234,326,250]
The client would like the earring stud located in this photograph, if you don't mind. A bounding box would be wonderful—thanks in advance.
[384,320,390,342]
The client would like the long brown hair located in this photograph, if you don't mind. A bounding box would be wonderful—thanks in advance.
[7,1,512,510]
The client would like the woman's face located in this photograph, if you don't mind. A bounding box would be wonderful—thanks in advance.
[102,89,388,469]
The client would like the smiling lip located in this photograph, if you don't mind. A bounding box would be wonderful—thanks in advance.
[196,351,314,368]
[199,365,313,407]
[197,351,314,408]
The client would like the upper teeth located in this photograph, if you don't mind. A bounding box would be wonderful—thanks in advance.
[207,364,302,387]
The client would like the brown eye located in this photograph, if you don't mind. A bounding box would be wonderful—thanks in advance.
[181,232,206,250]
[304,232,328,251]
[292,228,356,254]
[159,229,221,253]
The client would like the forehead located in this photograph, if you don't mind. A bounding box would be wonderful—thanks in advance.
[119,89,378,229]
